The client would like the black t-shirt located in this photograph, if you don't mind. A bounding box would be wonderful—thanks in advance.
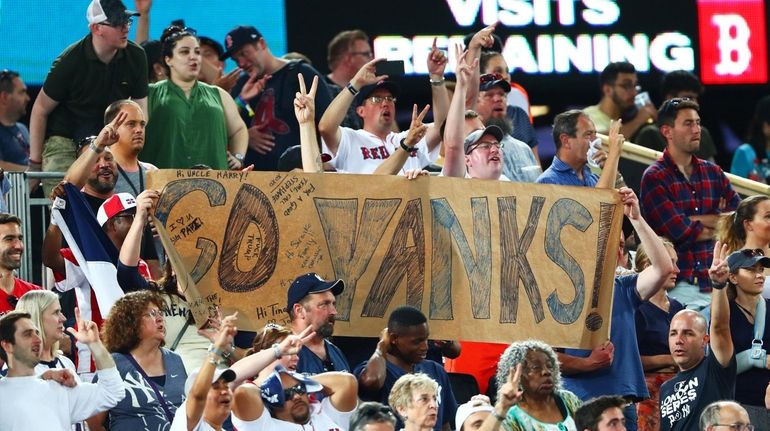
[659,350,736,431]
[231,60,333,171]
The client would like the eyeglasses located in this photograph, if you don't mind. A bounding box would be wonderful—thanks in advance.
[7,294,18,308]
[367,96,396,104]
[143,308,163,319]
[613,81,638,91]
[283,382,307,400]
[713,424,754,431]
[350,50,372,59]
[740,248,765,257]
[466,141,502,154]
[113,213,135,222]
[99,18,134,29]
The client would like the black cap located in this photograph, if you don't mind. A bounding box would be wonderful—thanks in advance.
[727,249,770,273]
[354,81,401,106]
[287,273,345,312]
[222,25,263,60]
[198,36,225,60]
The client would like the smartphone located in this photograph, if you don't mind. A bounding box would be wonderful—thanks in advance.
[375,60,405,77]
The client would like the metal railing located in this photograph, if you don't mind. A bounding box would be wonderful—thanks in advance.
[6,171,64,285]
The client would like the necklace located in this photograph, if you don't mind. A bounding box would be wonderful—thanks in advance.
[116,163,144,196]
[735,301,755,320]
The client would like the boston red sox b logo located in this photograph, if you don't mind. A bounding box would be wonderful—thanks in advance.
[251,88,290,135]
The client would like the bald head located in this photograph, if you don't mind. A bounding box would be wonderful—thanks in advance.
[669,309,709,371]
[700,401,749,430]
[672,309,708,334]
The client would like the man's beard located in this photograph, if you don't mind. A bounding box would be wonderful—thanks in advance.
[87,175,117,194]
[1,250,21,270]
[485,116,513,136]
[316,319,335,339]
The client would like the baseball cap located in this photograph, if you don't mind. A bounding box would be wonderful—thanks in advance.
[96,193,137,227]
[222,25,263,60]
[259,364,324,408]
[184,367,236,395]
[286,273,344,312]
[479,73,511,93]
[455,400,494,431]
[354,81,401,107]
[199,36,225,60]
[86,0,139,26]
[727,249,770,273]
[463,125,504,154]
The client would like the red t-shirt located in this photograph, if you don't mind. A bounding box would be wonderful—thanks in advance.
[0,278,43,316]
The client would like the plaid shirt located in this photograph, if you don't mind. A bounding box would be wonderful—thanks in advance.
[640,149,740,291]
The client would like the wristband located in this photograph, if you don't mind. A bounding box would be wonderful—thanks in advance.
[221,343,235,359]
[89,141,104,154]
[493,412,506,422]
[272,343,282,359]
[429,77,445,86]
[235,95,255,118]
[207,344,224,357]
[711,279,727,290]
[207,353,220,365]
[346,82,359,96]
[400,138,414,152]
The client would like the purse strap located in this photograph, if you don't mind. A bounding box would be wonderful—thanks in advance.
[121,353,175,423]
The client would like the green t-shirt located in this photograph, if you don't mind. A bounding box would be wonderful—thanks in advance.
[143,79,229,170]
[43,34,148,141]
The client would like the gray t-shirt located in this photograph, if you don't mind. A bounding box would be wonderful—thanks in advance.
[103,348,187,431]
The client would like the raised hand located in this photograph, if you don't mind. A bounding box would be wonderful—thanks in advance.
[468,23,498,51]
[134,189,159,220]
[213,312,238,353]
[404,104,430,148]
[427,37,448,77]
[134,0,152,14]
[351,58,388,90]
[496,363,523,414]
[294,73,318,125]
[376,327,391,355]
[454,44,478,88]
[709,241,730,287]
[277,325,315,357]
[94,110,127,150]
[240,73,271,103]
[215,68,242,93]
[619,187,640,221]
[607,119,625,156]
[66,307,101,346]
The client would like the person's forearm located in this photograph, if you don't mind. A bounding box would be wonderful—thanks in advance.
[691,214,721,229]
[89,341,116,370]
[633,216,673,299]
[641,354,675,372]
[42,224,65,274]
[64,144,102,187]
[228,124,248,156]
[429,78,450,129]
[229,348,279,386]
[357,350,388,391]
[373,146,411,175]
[317,88,353,154]
[596,152,621,189]
[556,352,598,375]
[311,372,358,411]
[29,106,48,163]
[119,218,145,267]
[442,82,469,177]
[135,13,149,44]
[299,123,322,173]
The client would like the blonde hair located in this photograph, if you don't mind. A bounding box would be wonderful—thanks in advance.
[388,373,438,420]
[634,237,675,272]
[16,290,62,358]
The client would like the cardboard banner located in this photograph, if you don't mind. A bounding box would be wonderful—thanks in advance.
[147,170,623,349]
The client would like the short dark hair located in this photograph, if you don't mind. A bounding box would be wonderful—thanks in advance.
[661,70,703,99]
[327,30,369,70]
[349,402,397,431]
[599,61,636,87]
[479,51,504,74]
[104,99,141,124]
[552,109,585,150]
[0,69,20,94]
[574,395,627,431]
[657,98,700,128]
[387,305,427,333]
[0,311,32,363]
[0,213,22,229]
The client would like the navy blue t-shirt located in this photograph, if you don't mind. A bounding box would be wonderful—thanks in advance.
[636,296,684,356]
[0,123,29,165]
[296,340,351,375]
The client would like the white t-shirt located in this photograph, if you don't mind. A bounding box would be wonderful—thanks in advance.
[232,396,354,431]
[169,400,218,431]
[325,128,439,174]
[0,366,125,430]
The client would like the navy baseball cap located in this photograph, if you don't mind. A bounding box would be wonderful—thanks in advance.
[354,81,401,106]
[259,365,323,408]
[479,73,511,92]
[222,25,263,60]
[286,273,345,311]
[727,249,770,273]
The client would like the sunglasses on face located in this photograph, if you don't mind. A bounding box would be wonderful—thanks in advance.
[283,382,307,400]
[479,73,504,83]
[99,18,135,29]
[740,248,765,257]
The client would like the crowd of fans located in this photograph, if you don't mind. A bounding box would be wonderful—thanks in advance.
[1,0,770,430]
